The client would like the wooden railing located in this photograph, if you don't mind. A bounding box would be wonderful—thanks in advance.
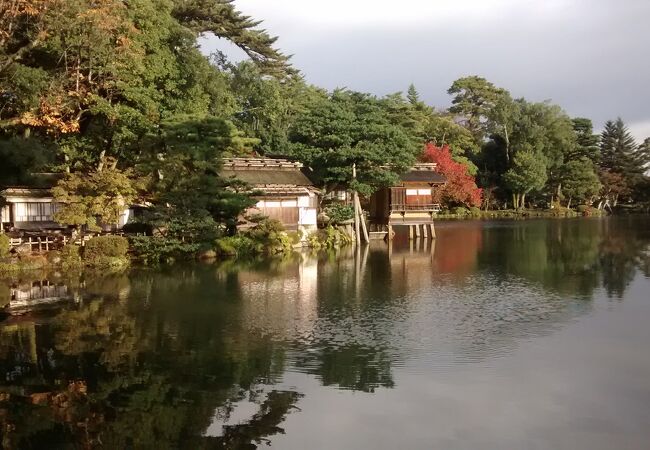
[8,236,70,252]
[390,203,441,212]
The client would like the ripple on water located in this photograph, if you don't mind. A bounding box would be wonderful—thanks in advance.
[281,272,592,376]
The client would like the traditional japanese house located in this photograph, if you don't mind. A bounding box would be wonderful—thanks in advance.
[1,174,134,232]
[1,187,64,231]
[369,163,446,232]
[220,157,320,232]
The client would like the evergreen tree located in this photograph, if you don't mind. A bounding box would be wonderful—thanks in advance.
[448,76,507,144]
[635,138,650,173]
[406,83,421,106]
[570,118,600,163]
[560,158,601,208]
[502,151,547,209]
[600,118,638,175]
[286,90,419,196]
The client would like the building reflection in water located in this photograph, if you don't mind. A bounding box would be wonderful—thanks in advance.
[0,218,648,448]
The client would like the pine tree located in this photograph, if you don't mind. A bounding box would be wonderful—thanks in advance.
[600,118,638,175]
[636,138,650,173]
[570,118,600,163]
[407,84,420,106]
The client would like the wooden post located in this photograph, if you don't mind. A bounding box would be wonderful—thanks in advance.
[352,163,369,243]
[415,224,421,238]
[352,163,361,246]
[356,193,369,243]
[423,223,428,238]
[430,222,436,239]
[409,225,414,240]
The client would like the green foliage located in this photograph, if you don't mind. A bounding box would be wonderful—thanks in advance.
[452,206,470,216]
[0,234,10,258]
[324,204,354,224]
[141,116,257,231]
[503,151,547,208]
[215,217,293,258]
[285,90,419,196]
[84,235,129,268]
[423,114,479,174]
[215,235,256,257]
[60,244,83,268]
[448,76,508,143]
[561,158,601,206]
[308,226,352,249]
[571,118,600,163]
[244,217,293,255]
[600,118,638,173]
[53,162,139,231]
[128,235,200,264]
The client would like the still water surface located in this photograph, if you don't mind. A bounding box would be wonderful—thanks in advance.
[1,217,649,449]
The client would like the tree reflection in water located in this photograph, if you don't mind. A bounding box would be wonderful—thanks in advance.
[0,217,647,448]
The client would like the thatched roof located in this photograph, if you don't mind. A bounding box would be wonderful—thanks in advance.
[400,163,446,184]
[220,158,318,195]
[1,187,53,199]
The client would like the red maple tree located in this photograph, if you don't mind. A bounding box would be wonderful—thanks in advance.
[421,143,482,207]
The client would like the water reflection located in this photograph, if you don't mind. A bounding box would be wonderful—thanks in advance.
[0,217,648,448]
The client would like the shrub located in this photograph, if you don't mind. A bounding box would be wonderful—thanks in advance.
[285,231,302,245]
[215,218,294,258]
[84,235,129,268]
[308,226,352,249]
[60,244,82,268]
[129,235,199,264]
[244,218,292,254]
[0,234,9,258]
[452,206,469,216]
[215,235,256,257]
[469,207,482,217]
[324,204,354,224]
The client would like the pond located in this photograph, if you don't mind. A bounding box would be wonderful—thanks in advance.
[1,217,649,449]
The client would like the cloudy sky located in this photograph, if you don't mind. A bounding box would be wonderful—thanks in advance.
[202,0,650,140]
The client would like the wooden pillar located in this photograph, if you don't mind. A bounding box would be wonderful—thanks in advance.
[430,222,436,239]
[423,223,428,238]
[409,225,414,240]
[415,224,421,238]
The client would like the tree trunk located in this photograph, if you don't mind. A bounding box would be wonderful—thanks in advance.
[567,198,572,210]
[521,193,526,210]
[352,164,360,245]
[504,125,510,162]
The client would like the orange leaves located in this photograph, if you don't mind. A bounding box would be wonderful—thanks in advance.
[421,143,482,207]
[21,96,81,134]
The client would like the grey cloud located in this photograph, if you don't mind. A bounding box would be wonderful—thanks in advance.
[208,0,650,137]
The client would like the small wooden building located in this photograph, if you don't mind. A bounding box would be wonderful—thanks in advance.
[1,174,134,232]
[220,157,320,232]
[369,163,446,228]
[1,188,64,231]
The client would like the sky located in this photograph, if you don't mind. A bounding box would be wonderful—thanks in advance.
[201,0,650,140]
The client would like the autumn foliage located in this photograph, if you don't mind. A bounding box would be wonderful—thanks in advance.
[421,143,482,207]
